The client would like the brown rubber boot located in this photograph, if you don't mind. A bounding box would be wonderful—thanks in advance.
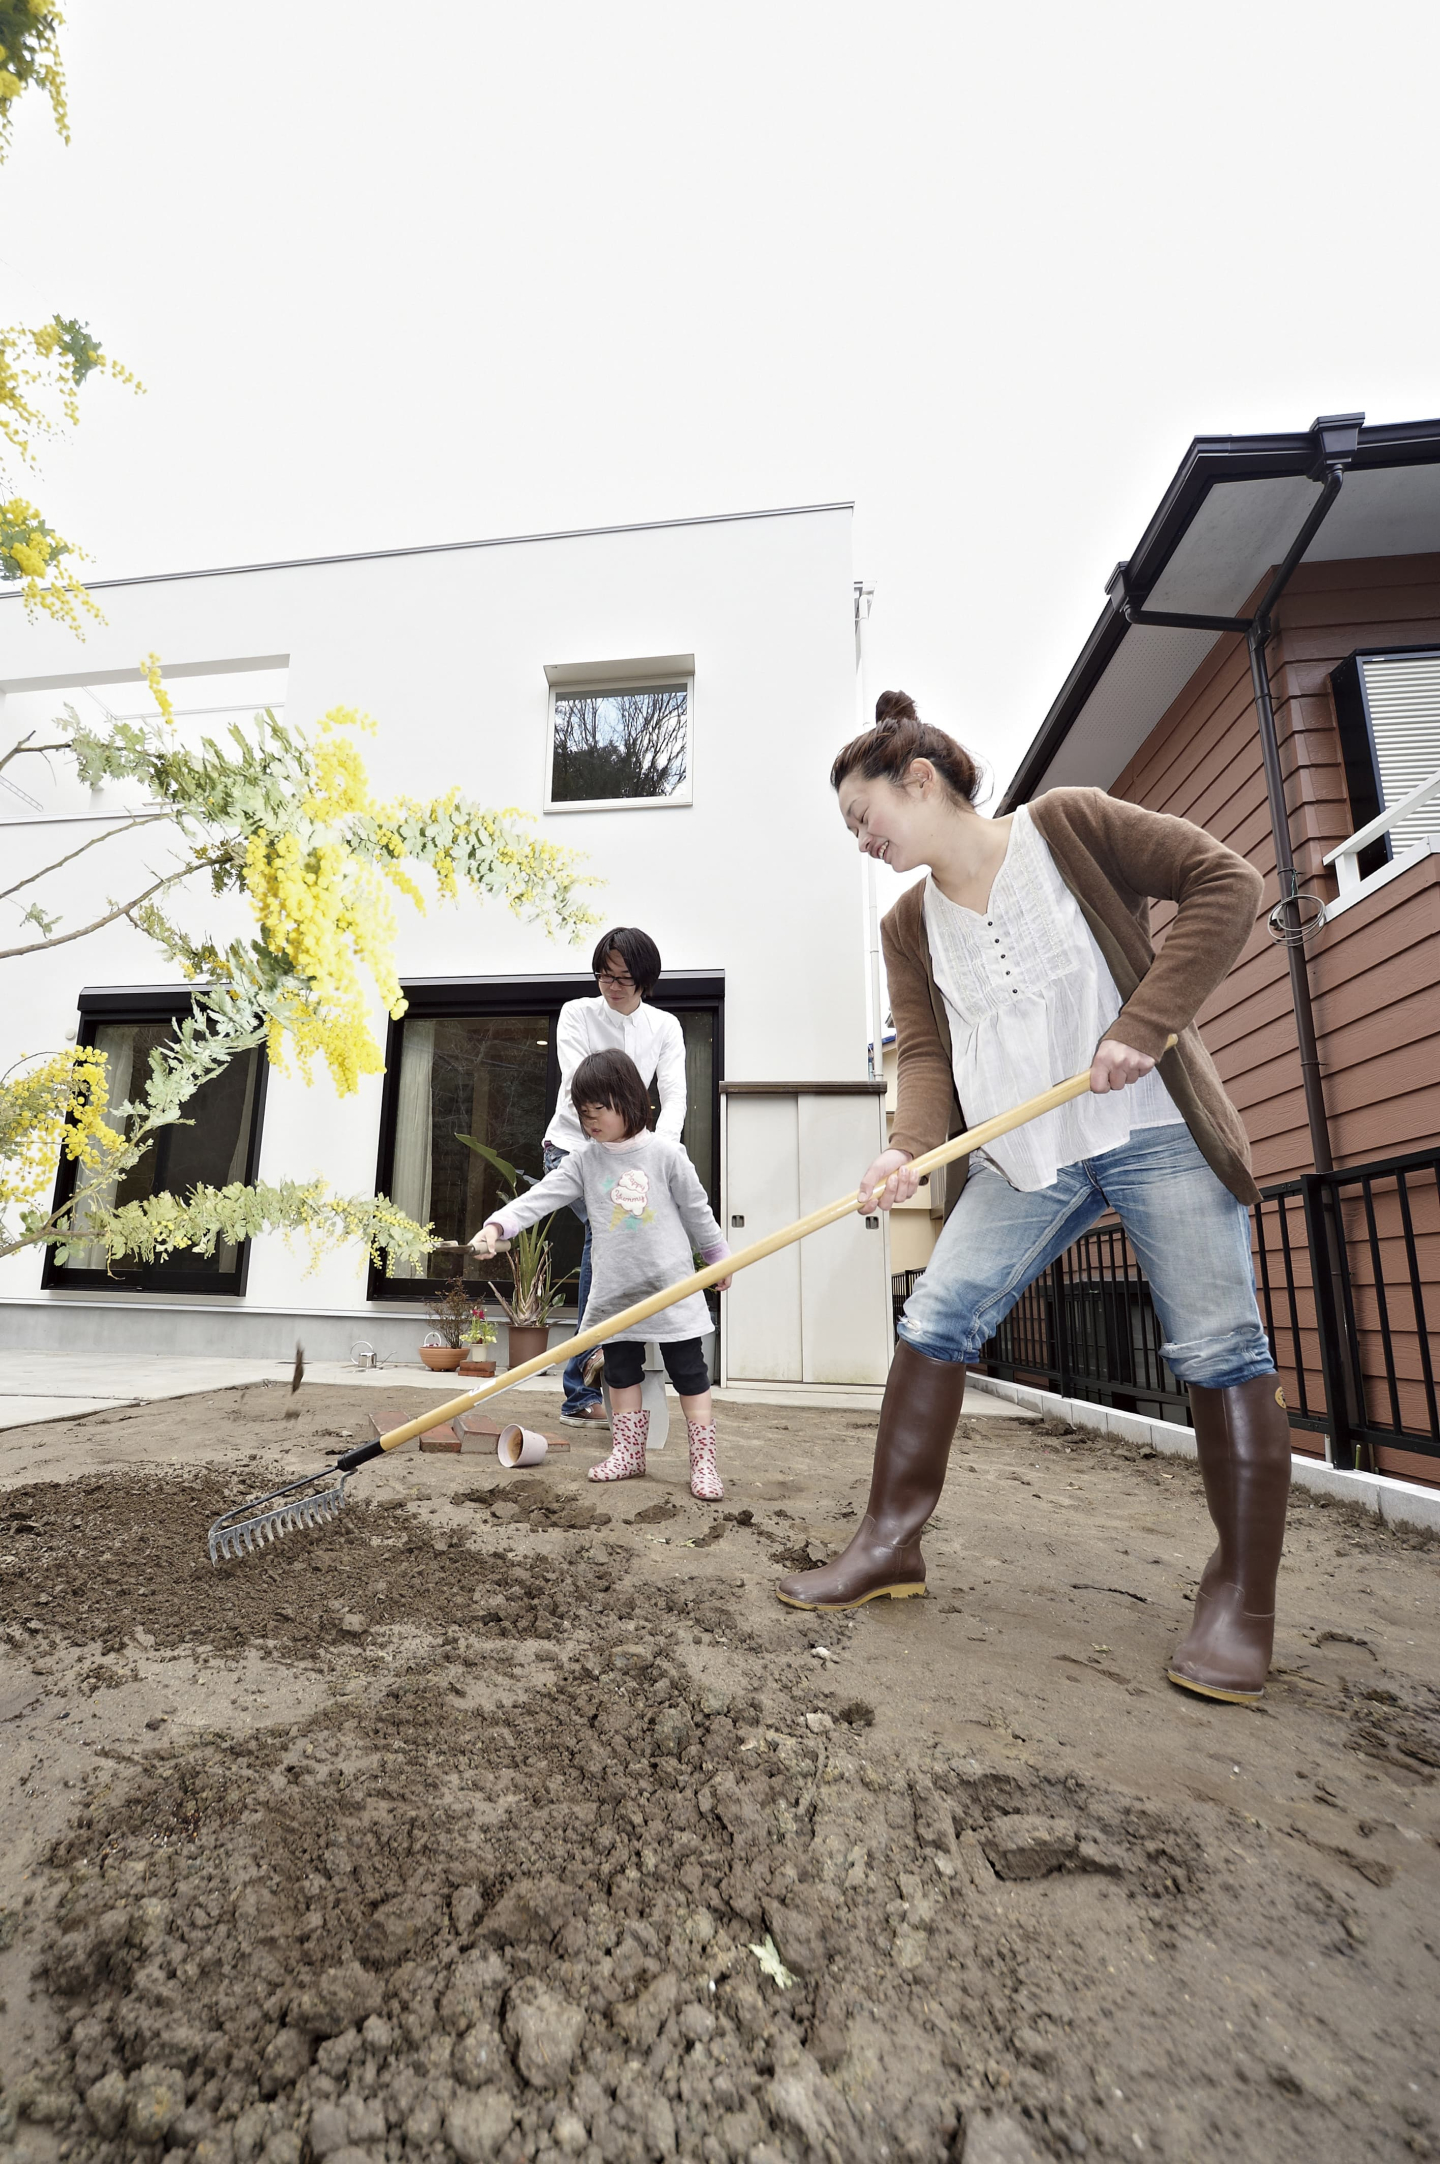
[1167,1375,1292,1704]
[775,1341,966,1610]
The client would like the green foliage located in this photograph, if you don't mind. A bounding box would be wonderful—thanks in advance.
[456,1134,523,1190]
[49,314,99,382]
[52,1176,433,1273]
[456,1131,566,1327]
[0,497,62,581]
[0,2,68,156]
[486,1221,565,1328]
[2,704,599,1273]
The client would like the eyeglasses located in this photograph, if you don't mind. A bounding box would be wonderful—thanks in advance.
[596,971,635,989]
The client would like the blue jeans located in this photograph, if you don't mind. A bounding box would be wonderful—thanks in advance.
[543,1142,603,1415]
[900,1124,1274,1390]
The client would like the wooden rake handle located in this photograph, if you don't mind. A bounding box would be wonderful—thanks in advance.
[336,1038,1176,1472]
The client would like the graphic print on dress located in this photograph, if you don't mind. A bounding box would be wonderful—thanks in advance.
[605,1165,656,1231]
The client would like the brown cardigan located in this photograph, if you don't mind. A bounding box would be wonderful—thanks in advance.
[882,787,1264,1206]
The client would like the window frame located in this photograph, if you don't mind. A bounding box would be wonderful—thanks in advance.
[1330,642,1440,880]
[40,984,270,1298]
[542,656,697,815]
[367,970,724,1305]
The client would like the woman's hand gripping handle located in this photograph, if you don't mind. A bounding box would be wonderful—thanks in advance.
[857,1147,921,1213]
[1088,1037,1159,1094]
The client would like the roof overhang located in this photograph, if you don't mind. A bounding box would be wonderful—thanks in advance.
[1000,416,1440,809]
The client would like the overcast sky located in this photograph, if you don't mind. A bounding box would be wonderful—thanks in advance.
[4,0,1438,799]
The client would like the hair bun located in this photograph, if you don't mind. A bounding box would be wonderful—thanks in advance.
[831,688,980,805]
[874,688,919,730]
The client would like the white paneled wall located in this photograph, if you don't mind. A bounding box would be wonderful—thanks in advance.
[720,1095,804,1382]
[721,1085,891,1392]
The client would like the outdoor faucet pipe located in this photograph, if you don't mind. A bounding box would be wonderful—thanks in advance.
[204,1042,1174,1559]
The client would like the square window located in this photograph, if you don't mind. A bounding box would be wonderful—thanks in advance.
[545,679,694,810]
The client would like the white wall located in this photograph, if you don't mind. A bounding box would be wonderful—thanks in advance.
[721,1088,892,1391]
[0,506,865,1328]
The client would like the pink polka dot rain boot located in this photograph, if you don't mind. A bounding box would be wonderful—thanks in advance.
[588,1408,648,1483]
[687,1417,723,1502]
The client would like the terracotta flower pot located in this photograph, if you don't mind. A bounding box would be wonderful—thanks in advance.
[419,1345,467,1372]
[505,1324,551,1370]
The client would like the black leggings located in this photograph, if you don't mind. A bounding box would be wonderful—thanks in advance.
[604,1338,711,1397]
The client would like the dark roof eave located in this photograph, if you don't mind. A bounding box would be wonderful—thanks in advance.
[999,414,1440,813]
[998,600,1131,814]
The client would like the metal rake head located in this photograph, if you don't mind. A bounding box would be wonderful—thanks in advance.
[207,1468,351,1564]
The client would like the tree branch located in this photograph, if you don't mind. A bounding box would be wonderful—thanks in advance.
[1,733,72,774]
[0,812,174,903]
[0,861,212,959]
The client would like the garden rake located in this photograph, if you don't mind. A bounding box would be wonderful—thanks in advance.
[206,1045,1175,1562]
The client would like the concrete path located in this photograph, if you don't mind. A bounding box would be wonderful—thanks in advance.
[0,1349,1039,1429]
[0,1351,463,1430]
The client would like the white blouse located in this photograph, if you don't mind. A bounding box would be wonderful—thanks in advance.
[543,997,687,1153]
[923,803,1183,1192]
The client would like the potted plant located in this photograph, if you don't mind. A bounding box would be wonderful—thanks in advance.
[418,1278,473,1371]
[456,1134,568,1370]
[457,1302,497,1377]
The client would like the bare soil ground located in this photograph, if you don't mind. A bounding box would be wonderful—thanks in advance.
[1,1381,1438,2164]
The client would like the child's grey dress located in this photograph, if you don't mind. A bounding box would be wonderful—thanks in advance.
[488,1134,727,1343]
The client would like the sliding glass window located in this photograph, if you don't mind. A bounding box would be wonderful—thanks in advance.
[371,974,722,1305]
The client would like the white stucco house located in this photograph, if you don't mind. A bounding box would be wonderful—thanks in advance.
[0,503,894,1396]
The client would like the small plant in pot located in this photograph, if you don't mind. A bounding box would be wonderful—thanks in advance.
[458,1302,497,1377]
[419,1278,474,1371]
[456,1134,567,1370]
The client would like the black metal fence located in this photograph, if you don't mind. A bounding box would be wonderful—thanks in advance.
[1251,1147,1439,1469]
[974,1223,1191,1427]
[892,1144,1440,1471]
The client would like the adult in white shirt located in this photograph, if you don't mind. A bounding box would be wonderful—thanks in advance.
[543,926,688,1419]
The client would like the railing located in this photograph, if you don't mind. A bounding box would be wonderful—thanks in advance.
[893,1144,1440,1472]
[891,1269,925,1327]
[1253,1149,1440,1469]
[1322,763,1440,914]
[972,1221,1192,1425]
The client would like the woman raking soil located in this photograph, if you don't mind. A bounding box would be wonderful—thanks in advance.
[776,690,1292,1708]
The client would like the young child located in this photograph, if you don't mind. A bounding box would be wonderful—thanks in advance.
[469,1048,732,1500]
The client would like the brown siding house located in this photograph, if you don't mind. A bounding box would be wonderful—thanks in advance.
[996,416,1440,1482]
[1113,552,1440,1182]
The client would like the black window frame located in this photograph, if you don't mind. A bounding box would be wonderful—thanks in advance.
[40,984,270,1298]
[367,970,725,1305]
[1329,643,1440,882]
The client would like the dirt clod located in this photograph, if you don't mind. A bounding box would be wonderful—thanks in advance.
[982,1814,1079,1880]
[964,2109,1045,2162]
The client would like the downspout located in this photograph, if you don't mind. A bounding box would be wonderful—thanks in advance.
[1109,413,1367,1467]
[1108,411,1364,1178]
[1245,617,1333,1172]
